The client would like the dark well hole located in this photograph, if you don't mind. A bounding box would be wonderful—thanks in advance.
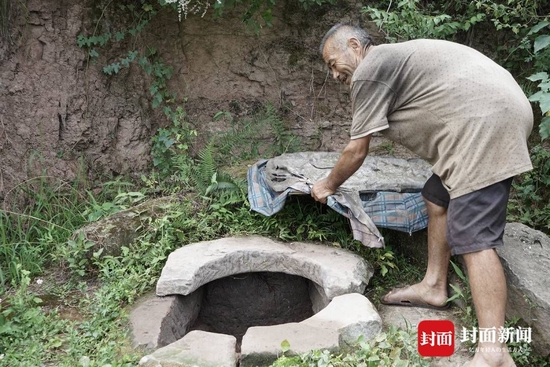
[190,272,314,350]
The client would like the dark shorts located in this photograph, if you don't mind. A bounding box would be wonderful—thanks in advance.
[421,174,513,255]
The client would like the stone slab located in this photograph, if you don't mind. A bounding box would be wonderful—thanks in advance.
[129,289,203,351]
[301,293,382,346]
[156,236,373,300]
[240,323,339,367]
[265,152,431,193]
[499,222,550,357]
[138,330,237,367]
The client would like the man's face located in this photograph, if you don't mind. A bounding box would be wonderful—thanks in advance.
[322,38,361,86]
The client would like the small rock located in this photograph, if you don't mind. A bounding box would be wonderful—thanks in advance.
[240,323,339,367]
[138,330,237,367]
[301,293,382,346]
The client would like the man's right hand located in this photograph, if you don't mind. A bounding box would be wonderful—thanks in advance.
[311,178,336,204]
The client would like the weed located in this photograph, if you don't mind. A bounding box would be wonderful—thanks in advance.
[211,103,301,165]
[0,266,69,365]
[447,260,476,329]
[380,141,395,156]
[271,324,429,367]
[0,177,87,286]
[508,144,550,233]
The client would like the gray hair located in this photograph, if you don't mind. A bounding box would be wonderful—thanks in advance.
[319,23,374,55]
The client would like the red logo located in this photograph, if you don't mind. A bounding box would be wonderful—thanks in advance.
[418,320,455,357]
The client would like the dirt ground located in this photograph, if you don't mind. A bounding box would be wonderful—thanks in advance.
[0,0,385,199]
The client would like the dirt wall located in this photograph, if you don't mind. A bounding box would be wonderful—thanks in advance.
[0,0,382,198]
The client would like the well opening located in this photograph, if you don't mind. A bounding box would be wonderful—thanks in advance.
[191,272,314,346]
[159,271,324,351]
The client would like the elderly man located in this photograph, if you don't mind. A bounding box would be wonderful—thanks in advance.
[311,24,533,367]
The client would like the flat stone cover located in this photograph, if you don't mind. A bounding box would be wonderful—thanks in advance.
[265,152,431,193]
[156,236,373,300]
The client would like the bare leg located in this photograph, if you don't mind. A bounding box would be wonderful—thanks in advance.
[462,249,516,367]
[419,199,451,304]
[382,198,450,307]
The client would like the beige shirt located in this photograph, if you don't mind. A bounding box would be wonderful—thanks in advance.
[350,39,533,198]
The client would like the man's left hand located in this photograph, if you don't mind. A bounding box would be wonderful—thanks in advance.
[311,178,336,204]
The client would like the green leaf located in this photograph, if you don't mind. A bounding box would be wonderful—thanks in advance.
[89,49,99,58]
[115,31,125,41]
[93,248,104,258]
[280,339,290,352]
[534,92,550,113]
[450,260,465,281]
[540,115,550,141]
[446,290,462,303]
[213,111,225,120]
[527,72,549,82]
[50,338,63,348]
[112,63,121,74]
[534,35,550,53]
[77,34,87,48]
[529,21,550,35]
[152,94,163,108]
[128,50,139,60]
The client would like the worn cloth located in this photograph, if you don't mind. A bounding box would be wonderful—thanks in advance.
[247,153,432,248]
[350,39,533,199]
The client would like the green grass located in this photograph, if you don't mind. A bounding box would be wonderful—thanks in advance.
[0,170,414,366]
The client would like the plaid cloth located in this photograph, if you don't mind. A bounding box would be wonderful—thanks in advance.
[248,159,428,247]
[360,192,428,233]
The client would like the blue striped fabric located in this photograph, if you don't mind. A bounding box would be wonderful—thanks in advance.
[248,159,428,234]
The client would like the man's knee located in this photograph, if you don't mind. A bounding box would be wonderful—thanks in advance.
[424,197,447,217]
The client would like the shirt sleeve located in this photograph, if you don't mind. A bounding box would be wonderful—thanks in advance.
[350,80,395,139]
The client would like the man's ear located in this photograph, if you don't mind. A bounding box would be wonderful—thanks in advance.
[348,38,361,53]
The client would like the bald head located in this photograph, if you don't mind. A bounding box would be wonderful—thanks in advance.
[319,24,373,55]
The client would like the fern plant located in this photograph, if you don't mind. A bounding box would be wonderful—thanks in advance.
[191,142,247,203]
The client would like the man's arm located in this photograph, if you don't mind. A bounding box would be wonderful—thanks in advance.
[311,135,371,204]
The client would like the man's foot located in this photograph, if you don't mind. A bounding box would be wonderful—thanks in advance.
[463,349,516,367]
[380,283,449,310]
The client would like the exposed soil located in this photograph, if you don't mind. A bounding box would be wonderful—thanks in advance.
[0,0,384,199]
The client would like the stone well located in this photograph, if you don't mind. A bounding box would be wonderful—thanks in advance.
[130,236,383,366]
